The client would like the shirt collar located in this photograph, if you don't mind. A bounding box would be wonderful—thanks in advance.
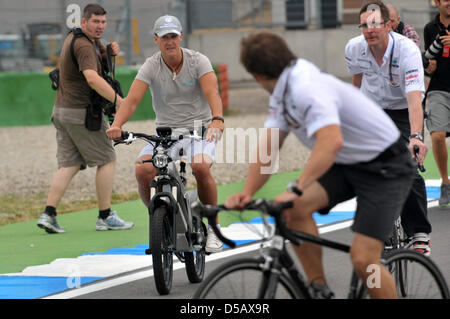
[271,60,297,105]
[364,31,394,64]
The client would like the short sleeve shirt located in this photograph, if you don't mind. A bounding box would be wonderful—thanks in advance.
[135,47,214,130]
[54,32,103,112]
[265,59,400,164]
[345,32,424,110]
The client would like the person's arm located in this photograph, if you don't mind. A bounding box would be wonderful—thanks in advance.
[345,40,363,88]
[106,79,149,139]
[352,74,363,88]
[83,69,121,105]
[225,129,289,209]
[403,43,428,164]
[199,71,224,140]
[406,90,428,164]
[423,24,437,74]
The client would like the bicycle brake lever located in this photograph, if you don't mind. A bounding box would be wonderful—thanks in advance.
[191,202,236,249]
[208,218,236,249]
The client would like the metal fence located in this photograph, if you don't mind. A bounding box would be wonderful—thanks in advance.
[0,0,438,72]
[0,0,173,71]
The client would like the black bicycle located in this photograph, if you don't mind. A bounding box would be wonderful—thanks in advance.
[192,199,449,299]
[116,128,207,295]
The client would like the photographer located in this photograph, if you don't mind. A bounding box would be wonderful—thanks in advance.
[37,3,133,234]
[423,0,450,206]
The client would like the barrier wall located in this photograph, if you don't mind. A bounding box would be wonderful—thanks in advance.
[0,68,154,127]
[0,64,228,127]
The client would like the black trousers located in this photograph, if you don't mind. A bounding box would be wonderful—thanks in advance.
[384,109,432,236]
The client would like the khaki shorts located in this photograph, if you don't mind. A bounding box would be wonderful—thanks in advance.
[426,90,450,133]
[52,114,116,170]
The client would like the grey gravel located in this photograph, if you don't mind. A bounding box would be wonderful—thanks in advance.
[0,87,310,205]
[1,86,437,207]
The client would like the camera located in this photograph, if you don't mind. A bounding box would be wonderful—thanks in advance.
[423,25,450,67]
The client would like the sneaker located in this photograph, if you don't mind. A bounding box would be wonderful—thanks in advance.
[411,232,431,257]
[96,211,134,231]
[205,226,223,254]
[37,213,66,234]
[439,183,450,206]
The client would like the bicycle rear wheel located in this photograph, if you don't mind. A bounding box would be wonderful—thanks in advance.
[151,206,174,295]
[383,250,450,299]
[193,256,306,299]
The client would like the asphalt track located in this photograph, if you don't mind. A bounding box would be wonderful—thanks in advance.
[44,202,450,300]
[1,162,449,301]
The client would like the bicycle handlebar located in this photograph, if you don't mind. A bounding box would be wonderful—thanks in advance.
[191,199,295,249]
[413,145,426,173]
[113,130,202,147]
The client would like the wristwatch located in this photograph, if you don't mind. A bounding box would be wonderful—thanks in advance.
[211,116,224,123]
[287,180,303,196]
[409,133,424,143]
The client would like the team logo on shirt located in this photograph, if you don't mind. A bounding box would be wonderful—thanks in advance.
[268,105,278,115]
[405,69,420,87]
[392,57,399,68]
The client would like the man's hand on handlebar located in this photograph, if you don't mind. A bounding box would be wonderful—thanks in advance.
[106,125,123,140]
[224,193,252,210]
[409,138,427,166]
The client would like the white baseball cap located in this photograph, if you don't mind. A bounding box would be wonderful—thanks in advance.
[153,15,182,37]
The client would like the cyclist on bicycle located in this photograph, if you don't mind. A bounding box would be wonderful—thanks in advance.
[345,1,431,255]
[106,15,224,253]
[226,31,414,298]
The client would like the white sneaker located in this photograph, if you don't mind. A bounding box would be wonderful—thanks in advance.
[206,226,223,254]
[411,233,431,257]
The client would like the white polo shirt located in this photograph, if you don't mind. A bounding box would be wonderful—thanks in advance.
[264,59,400,164]
[345,32,424,110]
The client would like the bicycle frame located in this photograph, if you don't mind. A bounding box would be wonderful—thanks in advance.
[194,199,369,299]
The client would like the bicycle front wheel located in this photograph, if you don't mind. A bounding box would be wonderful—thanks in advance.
[193,257,306,299]
[151,206,174,295]
[384,249,450,299]
[185,220,207,283]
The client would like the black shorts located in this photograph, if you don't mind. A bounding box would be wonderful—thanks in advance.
[317,140,414,242]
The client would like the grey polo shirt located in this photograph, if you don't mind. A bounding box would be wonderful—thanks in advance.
[136,47,214,131]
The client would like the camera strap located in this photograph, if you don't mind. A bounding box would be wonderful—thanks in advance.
[106,44,116,79]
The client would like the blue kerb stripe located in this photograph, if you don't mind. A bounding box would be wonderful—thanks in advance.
[0,276,102,299]
[426,186,440,200]
[83,211,356,256]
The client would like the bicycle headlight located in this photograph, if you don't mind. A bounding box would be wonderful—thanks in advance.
[153,154,168,168]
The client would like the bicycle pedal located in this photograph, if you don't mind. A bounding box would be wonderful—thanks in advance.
[145,248,152,255]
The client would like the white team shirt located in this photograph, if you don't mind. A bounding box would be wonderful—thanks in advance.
[345,32,425,110]
[264,59,400,164]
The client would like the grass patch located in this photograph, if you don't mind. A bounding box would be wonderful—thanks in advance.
[0,192,140,226]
